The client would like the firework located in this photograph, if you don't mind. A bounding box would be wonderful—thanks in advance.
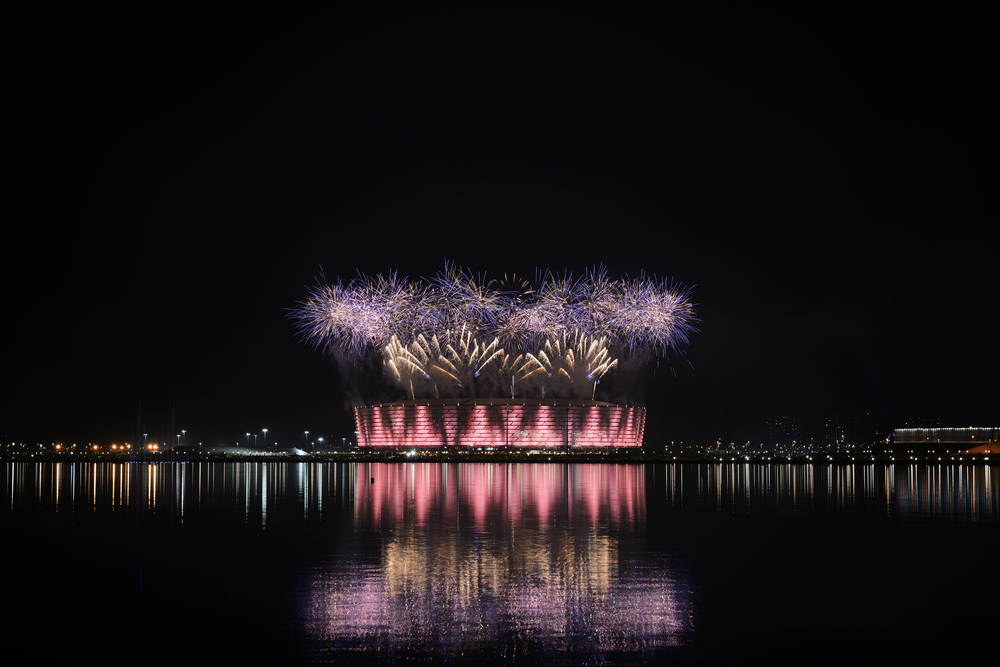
[610,274,697,356]
[513,332,619,400]
[293,270,421,356]
[291,263,695,403]
[383,326,509,399]
[291,263,697,360]
[383,333,436,399]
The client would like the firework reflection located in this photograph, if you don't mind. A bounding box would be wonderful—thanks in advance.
[302,463,693,660]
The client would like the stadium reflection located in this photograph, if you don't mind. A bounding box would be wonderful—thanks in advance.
[302,463,693,661]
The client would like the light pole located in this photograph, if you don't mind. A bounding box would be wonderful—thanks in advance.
[305,431,309,448]
[318,437,323,451]
[253,434,257,449]
[263,429,268,449]
[246,433,250,450]
[182,430,186,448]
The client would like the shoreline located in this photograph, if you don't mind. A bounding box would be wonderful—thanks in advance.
[3,452,992,464]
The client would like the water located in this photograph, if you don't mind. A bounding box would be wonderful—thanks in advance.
[4,461,998,664]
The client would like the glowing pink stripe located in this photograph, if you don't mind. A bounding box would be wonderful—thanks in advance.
[354,404,645,448]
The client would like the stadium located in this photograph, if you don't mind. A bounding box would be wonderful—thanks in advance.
[355,398,645,450]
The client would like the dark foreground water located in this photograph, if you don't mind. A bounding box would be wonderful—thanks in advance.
[4,461,999,664]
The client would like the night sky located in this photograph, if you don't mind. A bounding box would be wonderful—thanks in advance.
[4,4,995,448]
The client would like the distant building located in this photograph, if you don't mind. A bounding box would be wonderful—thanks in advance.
[893,427,1000,454]
[822,413,879,452]
[759,416,803,452]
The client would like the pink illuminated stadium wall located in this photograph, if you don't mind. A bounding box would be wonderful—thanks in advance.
[354,403,645,448]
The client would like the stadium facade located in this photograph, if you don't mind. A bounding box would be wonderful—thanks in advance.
[354,398,645,449]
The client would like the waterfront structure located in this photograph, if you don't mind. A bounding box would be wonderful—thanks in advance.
[354,398,645,449]
[893,427,1000,454]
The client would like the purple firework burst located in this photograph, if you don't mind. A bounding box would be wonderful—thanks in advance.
[290,263,697,360]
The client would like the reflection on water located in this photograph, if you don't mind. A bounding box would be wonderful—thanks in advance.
[303,464,690,661]
[4,460,1000,663]
[656,462,999,523]
[4,461,344,529]
[7,461,997,526]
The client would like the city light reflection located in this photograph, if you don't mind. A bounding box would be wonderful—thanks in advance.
[4,461,998,527]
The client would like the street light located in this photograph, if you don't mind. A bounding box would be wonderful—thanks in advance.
[246,433,250,449]
[305,431,309,448]
[182,430,186,448]
[263,428,268,449]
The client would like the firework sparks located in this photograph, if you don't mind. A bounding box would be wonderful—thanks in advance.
[292,264,696,357]
[383,327,508,399]
[514,332,619,399]
[291,263,696,401]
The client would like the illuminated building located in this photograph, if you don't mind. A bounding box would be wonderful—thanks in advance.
[822,412,879,451]
[893,427,1000,454]
[762,415,802,449]
[354,398,645,449]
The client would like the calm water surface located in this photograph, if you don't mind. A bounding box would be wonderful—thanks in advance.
[4,461,998,664]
